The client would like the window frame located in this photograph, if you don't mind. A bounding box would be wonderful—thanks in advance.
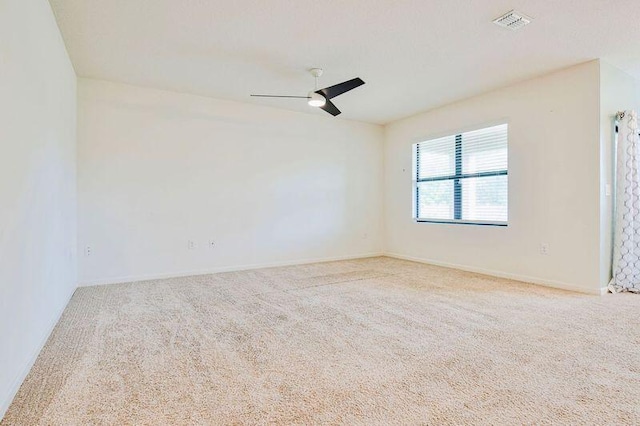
[413,123,509,227]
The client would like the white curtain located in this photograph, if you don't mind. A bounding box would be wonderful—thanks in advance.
[609,110,640,293]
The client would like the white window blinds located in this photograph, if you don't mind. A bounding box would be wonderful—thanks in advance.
[414,123,508,225]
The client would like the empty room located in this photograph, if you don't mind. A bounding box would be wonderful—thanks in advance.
[2,0,640,424]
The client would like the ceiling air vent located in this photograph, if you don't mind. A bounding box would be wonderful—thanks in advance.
[493,10,532,30]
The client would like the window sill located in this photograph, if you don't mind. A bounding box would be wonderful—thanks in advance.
[415,219,508,227]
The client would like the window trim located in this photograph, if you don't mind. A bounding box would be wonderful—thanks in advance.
[413,122,509,226]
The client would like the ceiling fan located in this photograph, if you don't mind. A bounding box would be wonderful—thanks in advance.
[251,68,365,117]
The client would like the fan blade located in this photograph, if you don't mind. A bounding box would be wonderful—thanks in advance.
[320,99,341,116]
[250,94,310,99]
[315,78,365,100]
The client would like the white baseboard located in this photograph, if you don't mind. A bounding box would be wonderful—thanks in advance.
[0,284,76,421]
[384,252,603,295]
[80,252,605,296]
[78,252,385,287]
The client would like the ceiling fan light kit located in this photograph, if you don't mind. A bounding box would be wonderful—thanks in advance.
[251,67,365,117]
[307,92,326,107]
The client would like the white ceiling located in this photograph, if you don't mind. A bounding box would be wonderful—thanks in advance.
[49,0,640,124]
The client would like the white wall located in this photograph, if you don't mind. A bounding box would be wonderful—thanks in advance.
[384,61,602,293]
[0,0,77,418]
[77,79,384,285]
[598,61,639,288]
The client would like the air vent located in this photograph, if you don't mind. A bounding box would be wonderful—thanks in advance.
[493,10,532,30]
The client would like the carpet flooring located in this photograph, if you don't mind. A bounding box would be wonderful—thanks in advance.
[2,257,640,425]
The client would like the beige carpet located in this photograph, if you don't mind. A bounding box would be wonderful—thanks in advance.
[2,257,640,425]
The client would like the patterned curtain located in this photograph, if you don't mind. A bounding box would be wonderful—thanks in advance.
[609,110,640,293]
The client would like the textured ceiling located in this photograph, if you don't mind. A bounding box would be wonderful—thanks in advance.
[49,0,640,124]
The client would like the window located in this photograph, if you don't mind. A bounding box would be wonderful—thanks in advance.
[413,123,508,226]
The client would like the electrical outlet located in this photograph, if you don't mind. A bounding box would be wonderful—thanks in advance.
[540,243,549,255]
[188,240,197,250]
[85,246,92,257]
[208,240,216,249]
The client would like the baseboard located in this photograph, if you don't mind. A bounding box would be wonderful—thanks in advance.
[0,284,76,421]
[79,252,385,287]
[384,252,602,295]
